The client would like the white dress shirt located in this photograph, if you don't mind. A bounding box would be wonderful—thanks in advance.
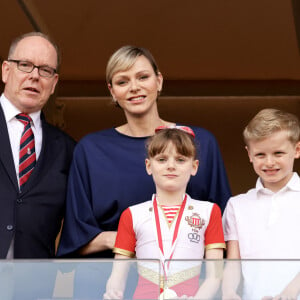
[0,93,43,259]
[0,93,42,182]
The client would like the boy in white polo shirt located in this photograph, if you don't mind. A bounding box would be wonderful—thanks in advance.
[222,108,300,299]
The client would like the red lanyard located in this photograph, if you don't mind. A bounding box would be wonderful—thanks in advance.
[153,194,187,260]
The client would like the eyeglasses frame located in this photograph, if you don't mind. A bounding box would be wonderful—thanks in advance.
[6,59,57,78]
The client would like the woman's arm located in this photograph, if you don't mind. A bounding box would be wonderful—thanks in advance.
[79,231,117,255]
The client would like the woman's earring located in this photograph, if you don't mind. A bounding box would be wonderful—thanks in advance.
[113,98,120,108]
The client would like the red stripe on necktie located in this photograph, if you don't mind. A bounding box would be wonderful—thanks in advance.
[16,113,36,190]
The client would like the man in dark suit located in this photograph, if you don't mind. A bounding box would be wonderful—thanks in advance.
[0,32,75,298]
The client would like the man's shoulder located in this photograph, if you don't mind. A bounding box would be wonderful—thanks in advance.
[43,120,76,146]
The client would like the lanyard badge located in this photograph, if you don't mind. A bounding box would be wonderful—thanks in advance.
[153,194,187,297]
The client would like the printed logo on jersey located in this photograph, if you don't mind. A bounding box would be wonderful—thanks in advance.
[185,213,205,243]
[188,232,201,243]
[185,213,205,229]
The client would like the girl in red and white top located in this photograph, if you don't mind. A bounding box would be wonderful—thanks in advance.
[103,126,225,299]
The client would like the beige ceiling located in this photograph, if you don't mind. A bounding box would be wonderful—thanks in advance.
[0,0,299,83]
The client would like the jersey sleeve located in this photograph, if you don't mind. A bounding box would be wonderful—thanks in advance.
[205,204,226,250]
[113,208,136,257]
[222,199,238,242]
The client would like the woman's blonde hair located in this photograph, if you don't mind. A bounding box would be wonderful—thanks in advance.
[106,45,159,85]
[243,108,300,145]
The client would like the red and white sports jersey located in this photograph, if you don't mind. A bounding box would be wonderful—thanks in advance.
[114,194,225,260]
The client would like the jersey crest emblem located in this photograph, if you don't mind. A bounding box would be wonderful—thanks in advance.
[185,213,205,229]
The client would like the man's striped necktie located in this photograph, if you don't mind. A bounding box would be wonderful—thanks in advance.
[16,113,36,190]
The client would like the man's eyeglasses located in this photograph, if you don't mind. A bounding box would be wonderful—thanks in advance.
[7,59,57,78]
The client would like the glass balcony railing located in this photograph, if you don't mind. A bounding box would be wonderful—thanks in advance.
[0,259,299,299]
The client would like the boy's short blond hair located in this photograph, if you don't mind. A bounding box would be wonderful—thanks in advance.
[243,108,300,145]
[147,128,197,160]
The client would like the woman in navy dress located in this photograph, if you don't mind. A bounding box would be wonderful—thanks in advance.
[57,46,231,298]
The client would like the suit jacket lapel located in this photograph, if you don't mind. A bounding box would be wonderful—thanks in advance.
[0,105,19,190]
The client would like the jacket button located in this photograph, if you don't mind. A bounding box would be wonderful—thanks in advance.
[6,225,13,231]
[17,198,23,203]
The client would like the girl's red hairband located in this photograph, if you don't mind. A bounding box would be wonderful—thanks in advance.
[155,125,195,138]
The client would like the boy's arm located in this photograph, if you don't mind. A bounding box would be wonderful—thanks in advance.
[222,240,242,300]
[262,272,300,300]
[226,240,241,259]
[103,254,132,299]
